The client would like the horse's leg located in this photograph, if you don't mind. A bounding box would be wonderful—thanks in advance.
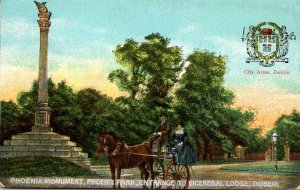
[139,164,149,188]
[110,165,116,189]
[146,158,155,189]
[117,167,121,189]
[138,165,145,180]
[138,162,149,180]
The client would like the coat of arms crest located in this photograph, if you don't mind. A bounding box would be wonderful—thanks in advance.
[242,22,296,67]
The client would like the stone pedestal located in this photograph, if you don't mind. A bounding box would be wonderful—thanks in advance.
[0,131,91,169]
[33,104,52,132]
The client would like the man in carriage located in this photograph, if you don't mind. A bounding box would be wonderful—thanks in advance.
[148,115,171,153]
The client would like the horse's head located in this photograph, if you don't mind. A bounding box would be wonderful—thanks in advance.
[97,132,118,156]
[97,133,108,156]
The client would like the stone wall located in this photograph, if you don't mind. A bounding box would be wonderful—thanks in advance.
[245,153,265,160]
[290,153,300,160]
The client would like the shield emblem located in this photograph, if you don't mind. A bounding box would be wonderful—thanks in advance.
[256,35,278,56]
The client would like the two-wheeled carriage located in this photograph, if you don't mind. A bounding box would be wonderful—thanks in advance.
[147,138,191,189]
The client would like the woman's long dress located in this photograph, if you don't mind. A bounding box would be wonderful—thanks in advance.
[171,130,197,165]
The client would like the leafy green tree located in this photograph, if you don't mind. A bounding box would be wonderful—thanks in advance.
[110,33,183,108]
[76,88,119,157]
[108,33,184,142]
[176,50,233,159]
[109,98,157,144]
[220,107,265,153]
[0,101,20,145]
[267,110,300,160]
[246,127,266,153]
[16,80,39,130]
[49,81,83,143]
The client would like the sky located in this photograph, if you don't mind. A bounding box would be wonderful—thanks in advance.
[1,0,300,134]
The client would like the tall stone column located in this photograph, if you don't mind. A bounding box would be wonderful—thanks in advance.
[32,1,52,132]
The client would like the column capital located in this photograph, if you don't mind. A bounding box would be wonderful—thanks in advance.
[38,20,51,31]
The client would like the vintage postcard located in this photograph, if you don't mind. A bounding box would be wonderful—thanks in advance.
[0,0,300,189]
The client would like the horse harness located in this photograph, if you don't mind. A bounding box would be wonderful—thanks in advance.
[111,152,157,168]
[100,134,157,168]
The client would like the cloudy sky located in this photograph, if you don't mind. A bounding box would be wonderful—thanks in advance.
[1,0,300,134]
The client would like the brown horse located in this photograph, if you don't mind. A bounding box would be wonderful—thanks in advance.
[97,132,155,189]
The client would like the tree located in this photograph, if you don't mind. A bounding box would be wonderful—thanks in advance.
[0,101,20,145]
[246,127,266,153]
[16,80,39,130]
[267,110,300,160]
[219,107,266,153]
[49,81,83,144]
[110,33,183,108]
[176,50,235,160]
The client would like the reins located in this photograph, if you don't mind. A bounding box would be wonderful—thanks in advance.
[110,152,158,157]
[99,134,157,161]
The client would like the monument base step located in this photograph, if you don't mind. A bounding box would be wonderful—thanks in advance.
[0,130,91,170]
[32,126,52,132]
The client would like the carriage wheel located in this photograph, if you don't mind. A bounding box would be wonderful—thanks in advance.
[144,158,165,189]
[164,160,190,189]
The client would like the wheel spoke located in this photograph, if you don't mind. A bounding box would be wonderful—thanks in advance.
[178,166,189,178]
[156,176,163,180]
[179,171,188,178]
[169,165,176,174]
[166,173,174,178]
[178,165,184,173]
[174,165,179,172]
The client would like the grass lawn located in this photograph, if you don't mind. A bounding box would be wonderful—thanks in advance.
[220,161,300,175]
[0,157,95,177]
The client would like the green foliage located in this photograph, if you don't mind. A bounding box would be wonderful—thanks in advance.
[220,107,266,153]
[245,127,266,153]
[110,33,183,108]
[0,101,20,145]
[267,110,300,160]
[176,50,231,151]
[0,157,93,177]
[175,50,264,156]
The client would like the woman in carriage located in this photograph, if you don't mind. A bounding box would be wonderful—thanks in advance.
[171,124,197,165]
